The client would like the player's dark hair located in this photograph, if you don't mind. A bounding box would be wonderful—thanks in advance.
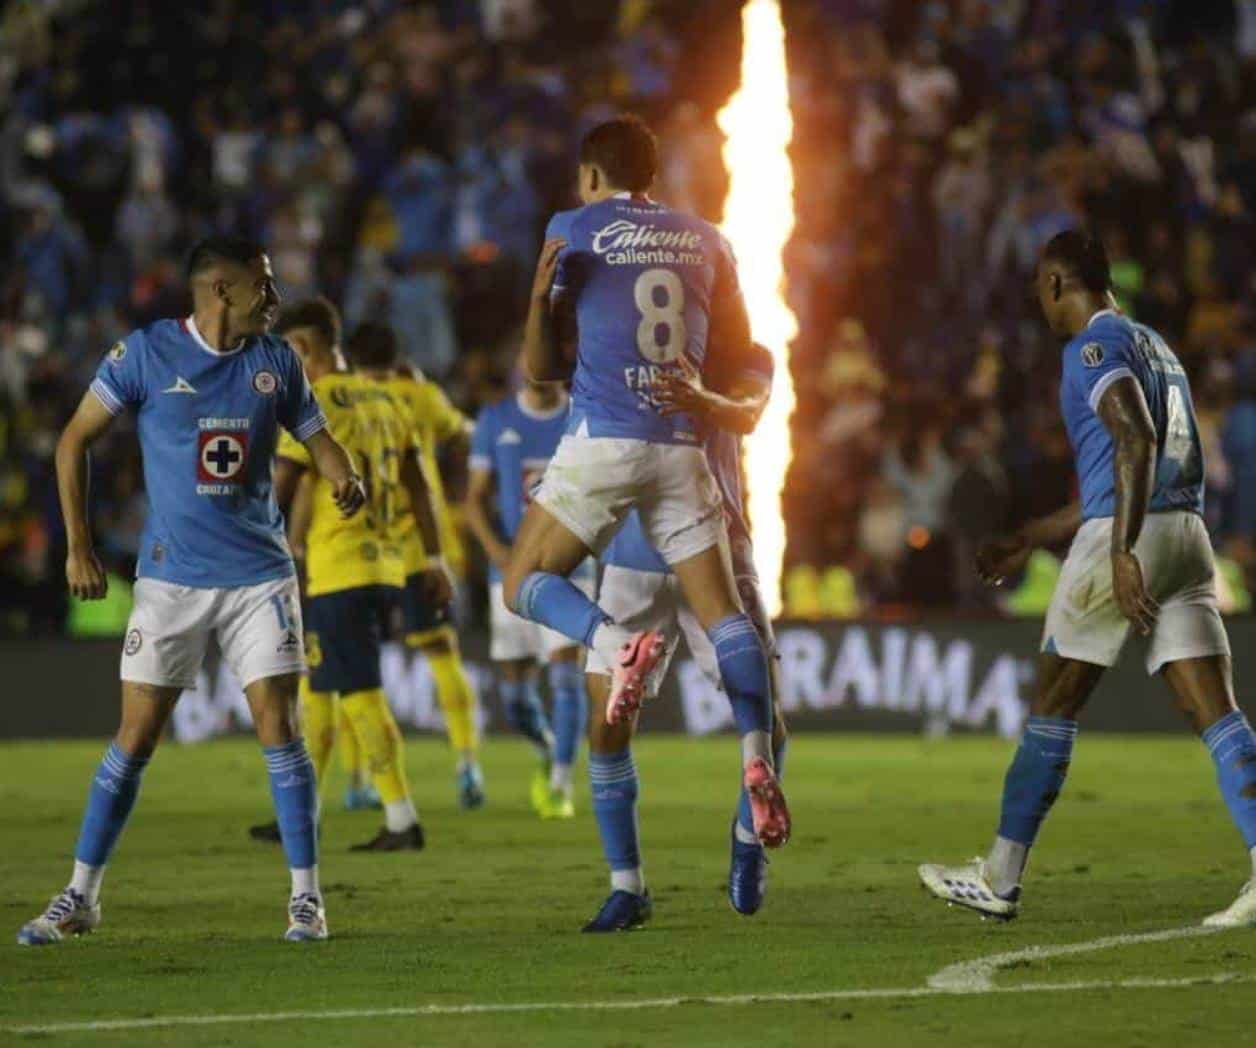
[274,296,342,349]
[185,234,266,279]
[1041,230,1111,293]
[345,322,399,369]
[580,115,658,192]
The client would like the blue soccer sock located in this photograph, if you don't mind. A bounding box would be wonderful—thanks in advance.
[987,715,1077,893]
[263,741,319,894]
[70,742,151,902]
[710,615,773,763]
[589,749,643,894]
[548,660,588,785]
[500,677,554,760]
[736,737,786,844]
[1202,710,1256,854]
[515,572,615,652]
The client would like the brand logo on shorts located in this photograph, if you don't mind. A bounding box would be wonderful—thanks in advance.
[124,628,143,656]
[1081,342,1105,368]
[277,629,301,655]
[252,370,277,395]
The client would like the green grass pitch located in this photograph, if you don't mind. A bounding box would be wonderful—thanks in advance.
[2,734,1254,1046]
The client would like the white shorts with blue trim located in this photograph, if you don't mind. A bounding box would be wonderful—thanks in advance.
[1042,511,1230,675]
[490,571,595,663]
[121,576,305,690]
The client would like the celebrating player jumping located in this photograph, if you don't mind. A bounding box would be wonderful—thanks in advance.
[19,237,365,945]
[919,231,1256,927]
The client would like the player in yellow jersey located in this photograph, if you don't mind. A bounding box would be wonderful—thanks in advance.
[382,360,487,809]
[249,298,447,850]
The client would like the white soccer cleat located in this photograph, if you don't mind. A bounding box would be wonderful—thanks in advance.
[284,893,328,942]
[17,888,101,946]
[1203,879,1256,928]
[918,858,1019,921]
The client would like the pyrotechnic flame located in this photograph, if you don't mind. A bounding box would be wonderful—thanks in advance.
[718,0,797,618]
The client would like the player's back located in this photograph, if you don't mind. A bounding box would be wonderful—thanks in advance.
[278,371,409,596]
[1061,310,1204,520]
[547,195,738,446]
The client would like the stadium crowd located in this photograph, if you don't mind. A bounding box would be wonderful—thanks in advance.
[0,0,1253,635]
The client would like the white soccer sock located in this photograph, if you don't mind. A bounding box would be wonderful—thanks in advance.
[734,822,759,846]
[611,867,645,896]
[291,865,320,899]
[741,730,773,768]
[550,762,574,793]
[384,798,418,833]
[986,836,1028,896]
[590,622,634,666]
[70,860,105,906]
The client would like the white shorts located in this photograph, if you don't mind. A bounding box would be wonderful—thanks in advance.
[490,575,594,662]
[121,576,305,690]
[1042,511,1230,675]
[534,433,724,564]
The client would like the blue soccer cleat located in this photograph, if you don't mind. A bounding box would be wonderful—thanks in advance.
[581,889,652,933]
[17,888,100,946]
[458,763,486,810]
[728,822,769,916]
[284,892,328,941]
[343,781,382,812]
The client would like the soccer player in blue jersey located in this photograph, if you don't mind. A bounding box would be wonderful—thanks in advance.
[465,379,593,819]
[580,343,787,930]
[18,236,365,945]
[920,231,1256,926]
[501,115,790,882]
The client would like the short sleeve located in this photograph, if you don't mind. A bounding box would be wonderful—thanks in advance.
[469,407,495,474]
[275,344,327,442]
[90,332,146,415]
[545,210,581,297]
[1065,328,1137,414]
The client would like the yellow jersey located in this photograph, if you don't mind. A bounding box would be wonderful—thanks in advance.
[277,372,412,597]
[383,374,469,576]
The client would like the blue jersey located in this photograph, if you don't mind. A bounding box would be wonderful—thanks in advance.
[547,194,744,445]
[603,343,774,573]
[1061,309,1204,520]
[470,391,593,583]
[90,317,326,588]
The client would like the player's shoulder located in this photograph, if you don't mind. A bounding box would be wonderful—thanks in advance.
[117,317,184,358]
[545,206,585,241]
[1065,311,1134,370]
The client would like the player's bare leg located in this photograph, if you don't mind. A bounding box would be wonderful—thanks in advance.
[581,672,651,931]
[244,672,326,941]
[920,654,1104,919]
[18,682,178,945]
[671,540,789,848]
[1161,655,1256,926]
[503,502,665,724]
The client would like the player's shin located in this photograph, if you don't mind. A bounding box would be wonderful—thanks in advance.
[515,571,630,659]
[298,678,336,787]
[339,688,418,831]
[589,749,644,894]
[427,646,481,765]
[1201,710,1256,869]
[500,677,554,759]
[262,740,320,897]
[70,742,152,904]
[548,659,587,790]
[988,716,1079,895]
[709,615,773,764]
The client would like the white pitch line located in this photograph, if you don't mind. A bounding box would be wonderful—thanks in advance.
[929,925,1224,991]
[7,972,1253,1036]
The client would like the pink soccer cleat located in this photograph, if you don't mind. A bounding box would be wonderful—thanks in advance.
[606,630,667,725]
[744,757,791,848]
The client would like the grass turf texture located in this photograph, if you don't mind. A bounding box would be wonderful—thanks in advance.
[1,735,1254,1046]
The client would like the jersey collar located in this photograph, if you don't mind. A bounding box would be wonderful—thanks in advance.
[516,390,568,421]
[611,190,655,204]
[184,315,247,356]
[1086,308,1119,327]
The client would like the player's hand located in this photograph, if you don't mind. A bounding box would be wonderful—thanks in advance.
[975,533,1031,586]
[531,238,566,303]
[333,474,367,517]
[418,560,455,607]
[1112,550,1158,635]
[653,354,708,416]
[66,547,108,601]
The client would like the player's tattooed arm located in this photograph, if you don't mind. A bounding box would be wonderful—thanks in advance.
[55,392,116,600]
[654,352,770,435]
[464,466,512,572]
[1097,375,1159,635]
[302,429,366,517]
[522,238,572,381]
[401,448,454,604]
